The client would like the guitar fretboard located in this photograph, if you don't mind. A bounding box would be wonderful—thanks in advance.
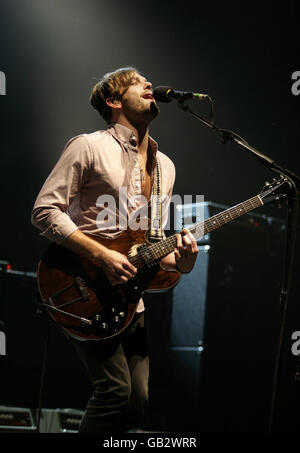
[148,195,263,261]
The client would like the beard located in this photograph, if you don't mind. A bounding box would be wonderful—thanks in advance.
[122,97,160,127]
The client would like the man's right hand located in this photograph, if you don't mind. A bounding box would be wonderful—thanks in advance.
[95,248,137,285]
[62,229,137,286]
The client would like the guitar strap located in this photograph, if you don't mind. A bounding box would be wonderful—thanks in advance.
[149,157,164,242]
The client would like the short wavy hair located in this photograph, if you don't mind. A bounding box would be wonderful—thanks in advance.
[90,67,138,123]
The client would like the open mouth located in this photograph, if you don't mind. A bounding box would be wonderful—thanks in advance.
[143,93,154,100]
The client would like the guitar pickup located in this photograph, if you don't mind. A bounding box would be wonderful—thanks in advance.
[138,244,156,268]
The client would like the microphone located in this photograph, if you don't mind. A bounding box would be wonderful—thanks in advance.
[153,86,209,103]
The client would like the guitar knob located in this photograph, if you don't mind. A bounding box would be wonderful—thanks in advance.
[119,311,125,318]
[113,315,121,324]
[100,322,109,330]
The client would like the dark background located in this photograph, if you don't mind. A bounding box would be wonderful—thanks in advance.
[0,0,300,433]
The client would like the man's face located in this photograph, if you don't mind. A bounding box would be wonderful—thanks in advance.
[120,72,159,125]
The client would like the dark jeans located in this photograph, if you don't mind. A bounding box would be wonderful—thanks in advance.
[71,312,149,433]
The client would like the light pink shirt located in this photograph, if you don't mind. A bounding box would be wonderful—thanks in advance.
[32,123,176,312]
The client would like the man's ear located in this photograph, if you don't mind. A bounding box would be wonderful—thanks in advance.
[106,97,121,110]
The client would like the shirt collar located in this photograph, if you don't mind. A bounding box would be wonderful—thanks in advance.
[107,122,158,156]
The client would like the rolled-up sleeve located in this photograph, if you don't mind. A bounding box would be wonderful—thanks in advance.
[31,135,92,244]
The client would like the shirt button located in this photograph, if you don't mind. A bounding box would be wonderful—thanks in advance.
[130,137,137,147]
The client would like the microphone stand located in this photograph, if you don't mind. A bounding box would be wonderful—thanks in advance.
[176,99,300,433]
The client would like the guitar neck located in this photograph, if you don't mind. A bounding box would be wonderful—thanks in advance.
[148,194,264,261]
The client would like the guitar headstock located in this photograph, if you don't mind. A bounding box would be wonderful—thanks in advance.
[260,176,292,206]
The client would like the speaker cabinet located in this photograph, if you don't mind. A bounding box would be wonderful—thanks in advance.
[171,245,210,347]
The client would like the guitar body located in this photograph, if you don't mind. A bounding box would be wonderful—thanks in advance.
[37,228,181,341]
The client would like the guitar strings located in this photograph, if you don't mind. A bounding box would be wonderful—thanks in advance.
[127,196,262,268]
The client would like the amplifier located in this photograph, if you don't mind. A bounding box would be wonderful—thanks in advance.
[0,406,36,432]
[38,408,84,433]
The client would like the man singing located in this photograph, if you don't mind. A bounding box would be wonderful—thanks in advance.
[31,67,198,432]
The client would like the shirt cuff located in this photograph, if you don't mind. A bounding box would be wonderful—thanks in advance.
[37,211,79,244]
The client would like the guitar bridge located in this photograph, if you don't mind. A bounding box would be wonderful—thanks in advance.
[52,276,90,309]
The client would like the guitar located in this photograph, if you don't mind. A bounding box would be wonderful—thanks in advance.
[37,176,290,341]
